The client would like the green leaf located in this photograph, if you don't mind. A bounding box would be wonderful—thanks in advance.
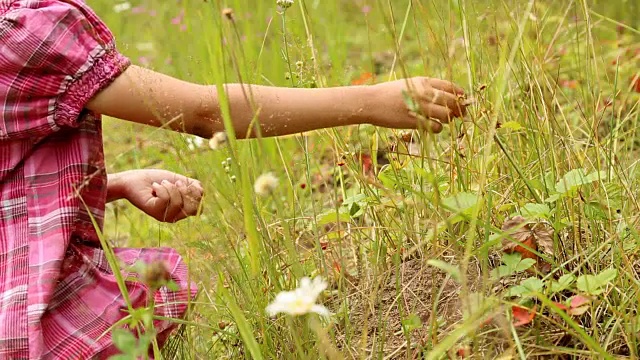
[441,192,479,214]
[555,169,586,194]
[520,203,552,219]
[491,253,536,279]
[377,167,410,189]
[544,194,561,203]
[585,170,606,183]
[316,210,351,225]
[112,328,137,352]
[341,191,371,217]
[506,277,544,297]
[502,253,536,272]
[550,274,576,292]
[555,169,606,195]
[491,265,511,279]
[341,193,368,207]
[401,314,423,332]
[515,258,537,272]
[427,259,462,283]
[595,268,618,284]
[584,202,608,221]
[501,253,523,268]
[500,121,524,131]
[577,268,617,295]
[576,275,601,295]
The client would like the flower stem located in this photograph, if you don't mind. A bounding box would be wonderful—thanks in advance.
[281,12,296,87]
[308,316,343,360]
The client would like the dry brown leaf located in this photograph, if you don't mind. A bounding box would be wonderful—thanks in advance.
[501,216,555,273]
[501,216,533,252]
[532,222,554,256]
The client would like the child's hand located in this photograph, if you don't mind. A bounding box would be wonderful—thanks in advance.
[368,77,468,132]
[109,169,204,223]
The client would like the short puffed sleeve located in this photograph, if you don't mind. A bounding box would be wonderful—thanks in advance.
[0,0,131,140]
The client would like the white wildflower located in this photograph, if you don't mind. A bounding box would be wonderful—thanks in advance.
[185,135,204,150]
[276,0,294,9]
[254,172,278,196]
[209,132,228,150]
[266,277,331,317]
[135,42,154,52]
[113,2,132,13]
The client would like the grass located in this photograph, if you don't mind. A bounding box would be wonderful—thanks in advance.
[95,0,640,358]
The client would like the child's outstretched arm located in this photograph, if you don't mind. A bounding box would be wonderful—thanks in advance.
[87,65,467,138]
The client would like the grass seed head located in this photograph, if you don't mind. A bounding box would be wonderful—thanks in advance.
[209,132,228,150]
[222,8,234,20]
[254,172,279,196]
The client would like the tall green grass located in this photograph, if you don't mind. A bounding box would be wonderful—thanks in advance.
[96,0,640,358]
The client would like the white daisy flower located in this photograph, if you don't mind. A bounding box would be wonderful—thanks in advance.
[266,277,331,317]
[113,2,132,13]
[185,135,204,150]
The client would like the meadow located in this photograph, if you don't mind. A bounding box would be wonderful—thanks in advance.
[94,0,640,358]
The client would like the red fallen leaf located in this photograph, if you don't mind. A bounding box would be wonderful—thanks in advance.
[456,345,470,358]
[568,294,591,316]
[480,315,494,327]
[631,74,640,93]
[514,237,538,261]
[552,295,590,316]
[559,79,579,89]
[351,72,374,86]
[512,305,536,327]
[332,261,341,273]
[359,153,374,176]
[552,302,569,311]
[570,294,590,308]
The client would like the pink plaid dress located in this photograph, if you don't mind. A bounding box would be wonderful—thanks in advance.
[0,0,197,358]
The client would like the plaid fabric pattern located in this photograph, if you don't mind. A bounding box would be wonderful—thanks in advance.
[0,1,196,358]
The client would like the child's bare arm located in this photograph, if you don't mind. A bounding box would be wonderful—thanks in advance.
[87,65,466,139]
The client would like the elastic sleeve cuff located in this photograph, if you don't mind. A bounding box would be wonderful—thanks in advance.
[55,49,131,126]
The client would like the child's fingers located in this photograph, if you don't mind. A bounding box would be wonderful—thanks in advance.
[152,181,171,202]
[428,89,465,117]
[420,104,454,126]
[159,180,184,222]
[428,78,466,96]
[408,109,445,133]
[176,180,201,217]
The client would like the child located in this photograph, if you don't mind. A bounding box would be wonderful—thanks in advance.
[0,0,467,358]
